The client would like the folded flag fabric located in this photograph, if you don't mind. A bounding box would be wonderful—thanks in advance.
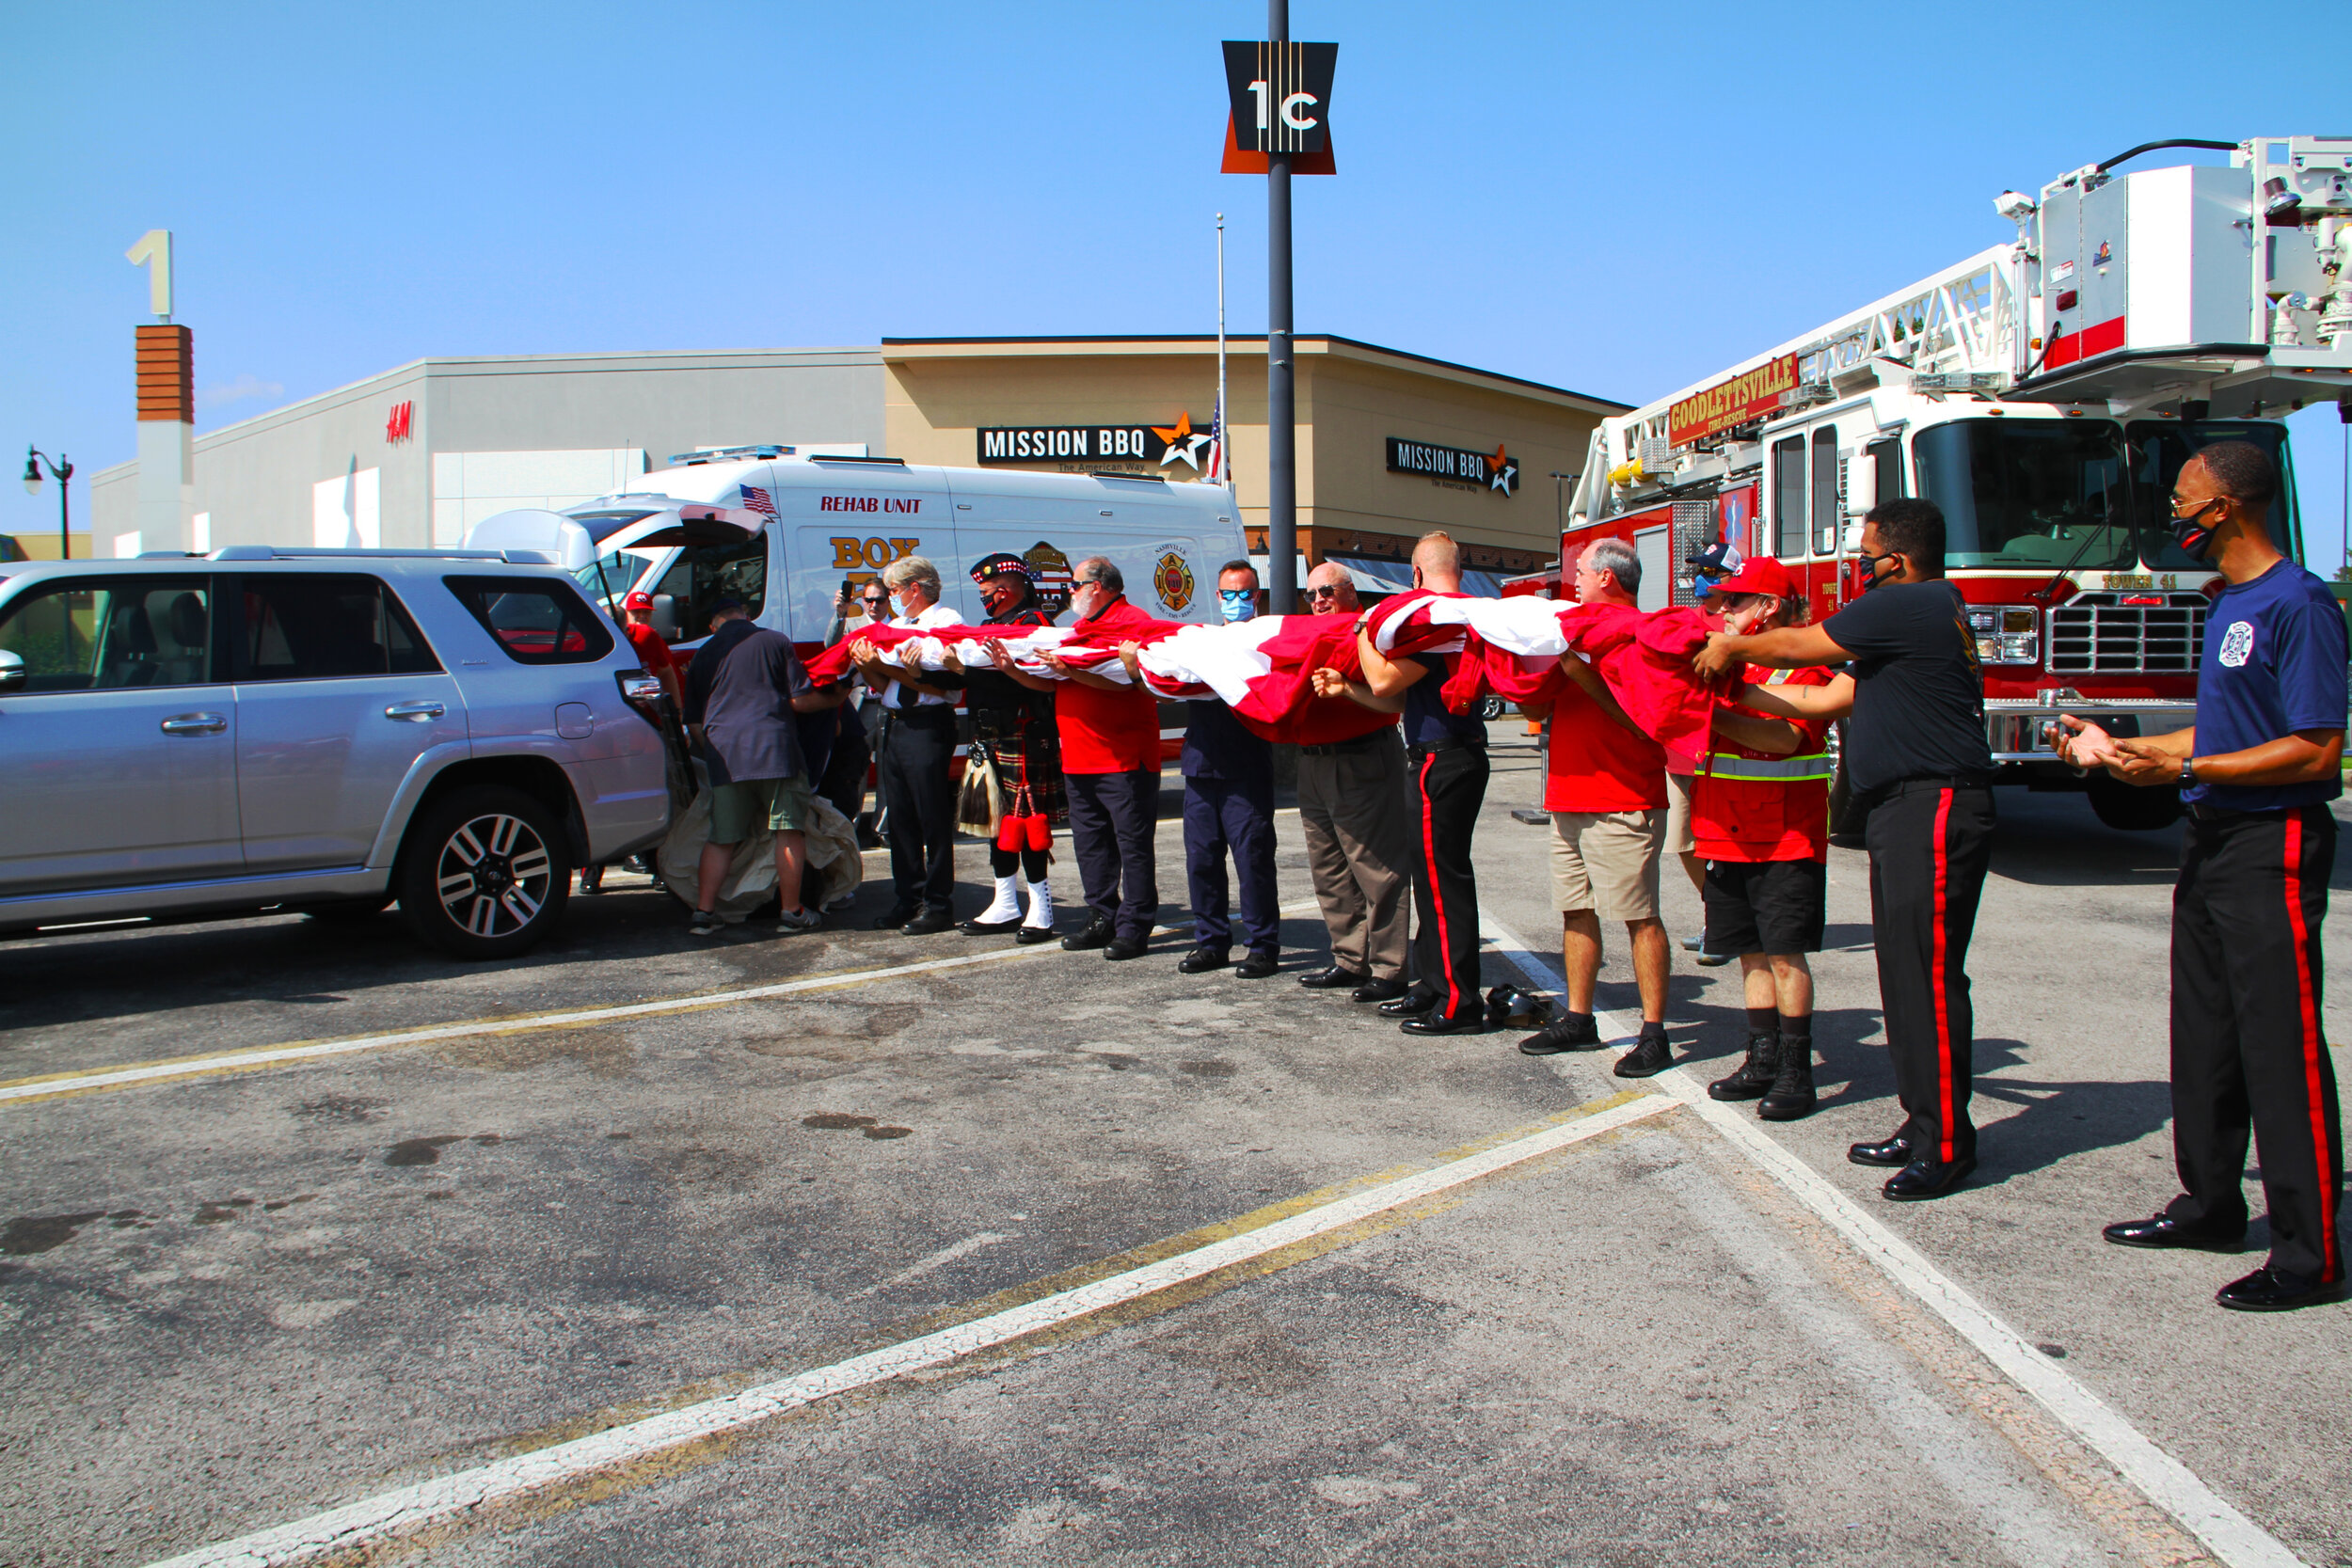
[1135,614,1393,745]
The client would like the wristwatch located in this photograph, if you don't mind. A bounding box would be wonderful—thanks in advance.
[2177,756,2201,788]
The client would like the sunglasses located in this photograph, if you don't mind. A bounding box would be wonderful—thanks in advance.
[1307,585,1343,600]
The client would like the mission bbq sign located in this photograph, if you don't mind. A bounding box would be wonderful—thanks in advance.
[1385,436,1519,496]
[977,414,1211,471]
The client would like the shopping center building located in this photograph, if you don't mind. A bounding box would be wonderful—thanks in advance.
[85,334,1624,594]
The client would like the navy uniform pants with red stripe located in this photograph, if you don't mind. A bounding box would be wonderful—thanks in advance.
[1864,781,1996,1164]
[1409,742,1489,1017]
[2165,803,2344,1283]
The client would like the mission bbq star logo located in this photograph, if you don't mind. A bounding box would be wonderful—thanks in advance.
[1152,411,1212,471]
[1487,444,1519,495]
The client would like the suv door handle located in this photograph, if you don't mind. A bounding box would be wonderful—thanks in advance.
[385,701,447,721]
[159,712,228,736]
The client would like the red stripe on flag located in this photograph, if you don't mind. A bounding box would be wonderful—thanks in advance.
[2282,814,2337,1281]
[1931,788,1955,1164]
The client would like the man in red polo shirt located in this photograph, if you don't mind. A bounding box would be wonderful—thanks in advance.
[1688,557,1835,1120]
[1037,556,1162,960]
[1515,538,1675,1071]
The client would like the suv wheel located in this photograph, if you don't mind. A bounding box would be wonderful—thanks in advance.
[397,786,570,959]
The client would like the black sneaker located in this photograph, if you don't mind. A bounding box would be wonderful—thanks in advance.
[1518,1016,1601,1056]
[688,910,724,938]
[1613,1032,1673,1078]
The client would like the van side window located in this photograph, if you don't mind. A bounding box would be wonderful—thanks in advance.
[1811,429,1840,556]
[1867,437,1905,505]
[0,578,215,692]
[652,532,768,641]
[238,576,442,681]
[443,576,613,665]
[1772,436,1806,558]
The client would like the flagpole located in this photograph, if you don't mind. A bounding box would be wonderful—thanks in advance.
[1216,212,1231,499]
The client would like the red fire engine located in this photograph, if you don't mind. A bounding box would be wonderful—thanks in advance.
[1557,135,2352,830]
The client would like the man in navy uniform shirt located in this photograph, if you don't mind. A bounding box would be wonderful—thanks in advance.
[1127,562,1280,978]
[2058,440,2347,1312]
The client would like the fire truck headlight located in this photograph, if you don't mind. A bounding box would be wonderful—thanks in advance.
[1968,605,2042,666]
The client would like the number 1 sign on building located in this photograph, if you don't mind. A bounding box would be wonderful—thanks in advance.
[1221,23,1336,613]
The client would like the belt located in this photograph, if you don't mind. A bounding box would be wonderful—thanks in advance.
[879,703,954,725]
[1406,736,1486,757]
[1875,774,1991,796]
[1300,731,1391,756]
[2186,799,2298,822]
[1697,751,1835,783]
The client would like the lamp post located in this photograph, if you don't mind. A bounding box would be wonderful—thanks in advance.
[23,448,72,561]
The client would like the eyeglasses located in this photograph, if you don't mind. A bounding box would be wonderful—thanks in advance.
[2169,492,2221,516]
[1307,585,1343,600]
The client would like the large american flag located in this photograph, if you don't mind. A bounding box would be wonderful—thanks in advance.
[739,484,777,516]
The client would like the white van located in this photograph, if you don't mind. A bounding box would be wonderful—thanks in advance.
[467,447,1248,651]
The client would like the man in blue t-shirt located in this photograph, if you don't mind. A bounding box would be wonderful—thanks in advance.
[2057,440,2347,1312]
[1315,531,1491,1035]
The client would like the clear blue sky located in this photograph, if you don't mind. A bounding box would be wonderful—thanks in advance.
[3,0,2345,562]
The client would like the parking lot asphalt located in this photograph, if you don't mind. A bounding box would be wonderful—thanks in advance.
[1,722,2347,1567]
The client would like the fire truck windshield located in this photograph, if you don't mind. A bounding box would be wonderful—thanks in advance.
[2125,421,2302,569]
[1915,419,2132,573]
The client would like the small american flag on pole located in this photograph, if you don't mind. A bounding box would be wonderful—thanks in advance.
[1204,402,1228,483]
[739,484,777,516]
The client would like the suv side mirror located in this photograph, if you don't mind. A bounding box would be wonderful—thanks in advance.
[0,649,23,692]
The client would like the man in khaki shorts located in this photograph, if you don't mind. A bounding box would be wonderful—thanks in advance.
[1515,539,1675,1075]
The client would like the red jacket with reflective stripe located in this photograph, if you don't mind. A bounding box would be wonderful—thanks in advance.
[1692,665,1835,863]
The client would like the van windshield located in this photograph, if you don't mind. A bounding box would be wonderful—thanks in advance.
[2125,420,2302,568]
[572,550,649,609]
[1913,419,2133,571]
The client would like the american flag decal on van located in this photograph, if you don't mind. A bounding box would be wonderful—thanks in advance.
[739,485,777,516]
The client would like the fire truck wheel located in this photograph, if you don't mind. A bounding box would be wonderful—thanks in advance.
[2085,773,2184,832]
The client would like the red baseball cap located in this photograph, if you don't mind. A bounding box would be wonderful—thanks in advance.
[622,590,655,611]
[1709,556,1796,599]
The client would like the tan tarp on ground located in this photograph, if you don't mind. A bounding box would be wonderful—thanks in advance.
[655,790,864,924]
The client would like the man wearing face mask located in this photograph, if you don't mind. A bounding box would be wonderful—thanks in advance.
[1037,557,1162,960]
[2056,442,2345,1312]
[946,554,1063,943]
[1694,499,1994,1201]
[1127,562,1280,978]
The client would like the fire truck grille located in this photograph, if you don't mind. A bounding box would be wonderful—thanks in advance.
[2046,593,2208,674]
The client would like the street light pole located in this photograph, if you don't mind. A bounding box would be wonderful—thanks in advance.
[1264,0,1295,613]
[23,447,72,561]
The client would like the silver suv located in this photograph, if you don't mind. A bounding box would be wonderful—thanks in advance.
[0,547,671,958]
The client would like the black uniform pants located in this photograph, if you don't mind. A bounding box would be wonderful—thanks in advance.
[1864,781,1995,1164]
[1184,775,1279,951]
[877,707,956,912]
[818,706,871,827]
[1066,767,1159,941]
[1409,743,1488,1017]
[2166,804,2343,1281]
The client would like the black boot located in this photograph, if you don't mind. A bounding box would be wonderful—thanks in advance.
[1757,1034,1816,1120]
[1707,1031,1780,1101]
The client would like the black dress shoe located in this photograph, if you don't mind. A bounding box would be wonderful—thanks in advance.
[1401,1009,1485,1036]
[1178,944,1229,974]
[1235,949,1280,979]
[1015,926,1058,945]
[1613,1033,1673,1078]
[900,908,953,935]
[959,913,1023,935]
[1351,976,1410,1005]
[2102,1213,2246,1251]
[1848,1133,1915,1168]
[1104,935,1149,961]
[1883,1156,1976,1201]
[1298,964,1369,990]
[873,906,916,931]
[2215,1265,2345,1312]
[1061,920,1114,952]
[1518,1016,1603,1055]
[1378,988,1438,1018]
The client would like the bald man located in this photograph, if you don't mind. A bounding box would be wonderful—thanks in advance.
[1318,531,1491,1034]
[1294,562,1415,1003]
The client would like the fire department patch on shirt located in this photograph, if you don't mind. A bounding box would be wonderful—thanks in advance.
[2217,620,2254,668]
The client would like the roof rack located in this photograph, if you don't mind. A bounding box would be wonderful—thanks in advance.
[1089,470,1168,483]
[804,453,906,466]
[208,546,557,564]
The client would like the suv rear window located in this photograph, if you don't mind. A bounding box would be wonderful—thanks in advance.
[236,575,441,681]
[444,576,614,664]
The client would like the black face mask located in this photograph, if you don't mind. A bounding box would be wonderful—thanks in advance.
[1852,548,1901,592]
[2169,499,2220,562]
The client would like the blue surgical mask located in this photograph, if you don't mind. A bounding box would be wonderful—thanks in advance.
[1218,588,1257,624]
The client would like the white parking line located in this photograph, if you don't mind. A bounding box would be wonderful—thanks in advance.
[1477,906,2309,1568]
[143,1092,1677,1568]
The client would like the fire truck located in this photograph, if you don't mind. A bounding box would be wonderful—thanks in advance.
[1561,135,2352,830]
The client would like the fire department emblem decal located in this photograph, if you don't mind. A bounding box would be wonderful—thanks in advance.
[2217,620,2254,668]
[1152,550,1197,614]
